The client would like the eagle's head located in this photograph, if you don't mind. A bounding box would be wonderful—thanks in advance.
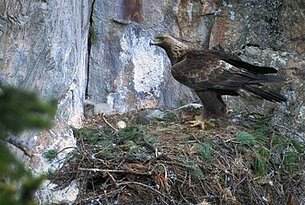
[150,34,189,65]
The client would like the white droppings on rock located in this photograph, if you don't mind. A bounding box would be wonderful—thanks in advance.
[297,105,305,123]
[229,11,236,20]
[94,103,112,115]
[107,33,166,113]
[187,2,194,22]
[84,100,113,116]
[130,36,165,97]
[107,94,115,111]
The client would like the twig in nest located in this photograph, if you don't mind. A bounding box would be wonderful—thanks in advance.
[191,134,202,144]
[157,160,194,170]
[116,181,171,203]
[78,167,128,173]
[102,114,118,132]
[57,146,77,154]
[160,163,168,183]
[234,174,249,190]
[106,172,117,187]
[155,147,159,157]
[177,185,191,204]
[78,167,151,175]
[154,163,171,191]
[274,123,304,140]
[54,146,77,164]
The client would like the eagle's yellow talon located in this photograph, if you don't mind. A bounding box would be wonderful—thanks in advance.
[188,116,216,130]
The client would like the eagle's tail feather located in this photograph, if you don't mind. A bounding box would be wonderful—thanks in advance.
[253,74,285,83]
[251,74,285,84]
[241,85,287,102]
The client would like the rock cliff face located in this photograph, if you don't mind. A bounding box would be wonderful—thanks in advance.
[0,0,304,203]
[0,0,92,202]
[86,0,203,113]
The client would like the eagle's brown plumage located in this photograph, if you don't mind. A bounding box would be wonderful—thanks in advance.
[150,34,287,119]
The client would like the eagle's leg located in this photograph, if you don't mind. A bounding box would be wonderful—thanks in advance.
[189,90,227,129]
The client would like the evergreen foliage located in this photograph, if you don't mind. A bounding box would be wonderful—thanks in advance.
[0,85,57,205]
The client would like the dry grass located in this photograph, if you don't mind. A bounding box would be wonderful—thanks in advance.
[52,110,305,205]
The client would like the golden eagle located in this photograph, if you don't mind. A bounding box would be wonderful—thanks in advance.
[150,34,286,124]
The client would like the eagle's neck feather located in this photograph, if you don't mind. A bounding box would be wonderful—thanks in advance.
[169,43,189,65]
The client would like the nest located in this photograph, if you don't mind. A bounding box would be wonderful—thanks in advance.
[52,110,305,205]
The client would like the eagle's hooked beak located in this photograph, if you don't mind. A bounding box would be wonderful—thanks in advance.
[149,40,155,46]
[149,40,158,46]
[149,37,163,46]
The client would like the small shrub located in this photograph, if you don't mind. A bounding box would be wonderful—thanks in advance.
[43,149,58,162]
[197,142,213,163]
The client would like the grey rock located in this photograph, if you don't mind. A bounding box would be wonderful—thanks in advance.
[0,0,92,203]
[136,109,167,125]
[1,0,305,203]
